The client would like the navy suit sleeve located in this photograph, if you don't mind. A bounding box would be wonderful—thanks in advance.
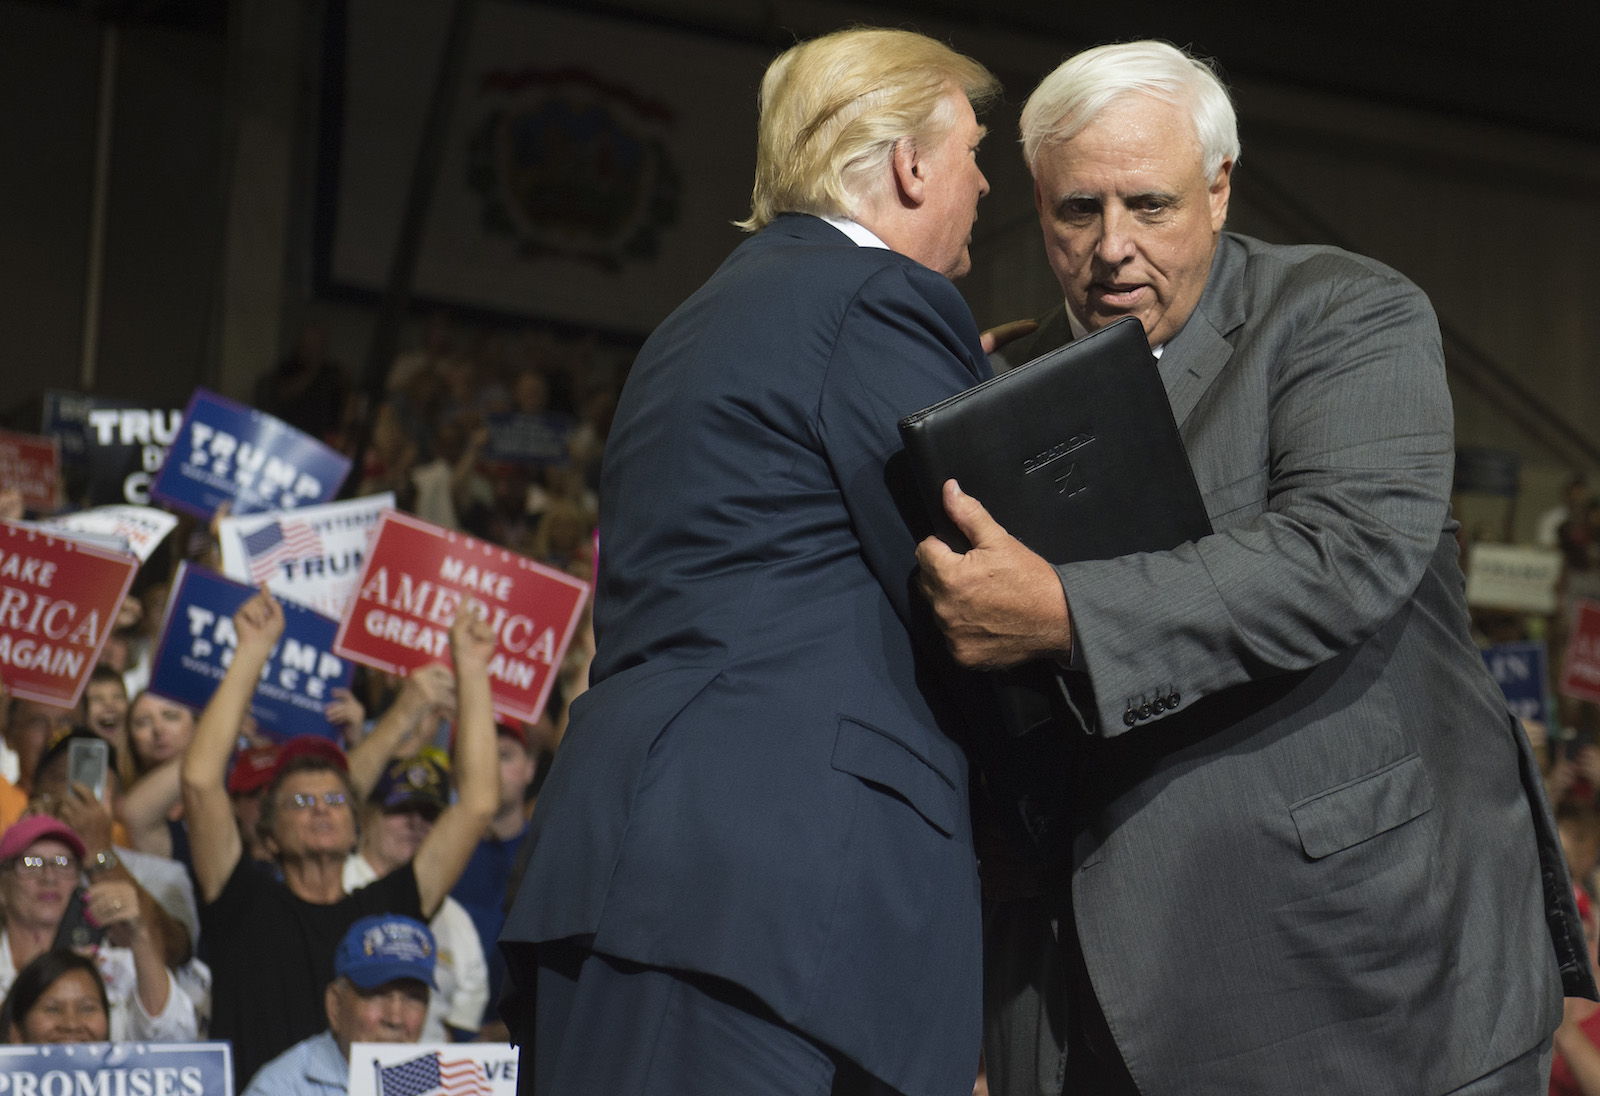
[815,262,989,630]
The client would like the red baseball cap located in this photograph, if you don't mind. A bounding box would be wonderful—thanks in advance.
[226,744,282,796]
[0,815,87,863]
[267,735,349,785]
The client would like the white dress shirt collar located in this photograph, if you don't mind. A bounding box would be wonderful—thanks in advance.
[819,215,890,250]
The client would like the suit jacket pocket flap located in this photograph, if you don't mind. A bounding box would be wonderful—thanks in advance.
[832,716,959,837]
[1289,754,1434,860]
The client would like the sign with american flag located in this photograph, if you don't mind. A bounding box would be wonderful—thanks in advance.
[217,493,394,617]
[240,519,324,584]
[351,1044,513,1096]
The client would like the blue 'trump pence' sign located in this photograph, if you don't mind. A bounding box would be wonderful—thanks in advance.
[149,388,351,519]
[1482,640,1548,725]
[0,1041,232,1096]
[148,563,352,742]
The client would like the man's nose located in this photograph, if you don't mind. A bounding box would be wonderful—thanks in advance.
[381,991,411,1025]
[1094,205,1136,264]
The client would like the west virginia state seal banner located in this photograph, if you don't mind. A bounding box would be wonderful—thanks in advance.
[326,0,770,333]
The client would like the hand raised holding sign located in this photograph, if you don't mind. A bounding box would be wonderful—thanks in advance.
[450,603,497,674]
[234,587,285,658]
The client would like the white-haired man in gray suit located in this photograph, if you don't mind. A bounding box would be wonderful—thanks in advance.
[917,40,1595,1096]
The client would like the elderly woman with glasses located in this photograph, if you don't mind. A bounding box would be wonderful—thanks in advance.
[0,816,195,1041]
[182,590,500,1087]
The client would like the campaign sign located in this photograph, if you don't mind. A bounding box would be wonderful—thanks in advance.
[0,1041,232,1096]
[148,562,353,742]
[350,1042,516,1096]
[0,520,137,708]
[1561,600,1600,705]
[217,493,394,618]
[149,388,352,519]
[1482,640,1548,724]
[40,505,180,563]
[0,430,61,512]
[1465,543,1563,614]
[482,411,574,466]
[335,512,589,724]
[41,390,184,506]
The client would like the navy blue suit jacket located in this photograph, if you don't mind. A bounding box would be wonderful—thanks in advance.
[503,215,999,1096]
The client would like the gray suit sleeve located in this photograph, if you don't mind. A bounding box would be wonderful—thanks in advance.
[1058,259,1453,734]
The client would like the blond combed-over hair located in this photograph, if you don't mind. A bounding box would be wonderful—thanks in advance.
[736,27,999,233]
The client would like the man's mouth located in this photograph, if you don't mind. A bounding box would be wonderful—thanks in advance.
[1090,283,1147,309]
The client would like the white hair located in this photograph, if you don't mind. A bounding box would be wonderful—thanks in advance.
[1020,41,1240,180]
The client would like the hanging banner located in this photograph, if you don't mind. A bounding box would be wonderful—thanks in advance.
[38,504,180,563]
[41,390,184,506]
[334,512,589,724]
[0,1041,232,1096]
[149,388,352,520]
[217,493,395,618]
[0,520,137,708]
[1561,600,1600,705]
[0,429,61,512]
[148,562,353,742]
[350,1041,516,1096]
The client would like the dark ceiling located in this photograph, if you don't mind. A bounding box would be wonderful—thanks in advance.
[878,0,1600,146]
[34,0,1600,146]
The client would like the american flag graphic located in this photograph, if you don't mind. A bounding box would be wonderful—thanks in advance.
[240,520,322,584]
[376,1051,492,1096]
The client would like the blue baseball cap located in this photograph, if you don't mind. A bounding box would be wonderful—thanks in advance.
[334,914,437,990]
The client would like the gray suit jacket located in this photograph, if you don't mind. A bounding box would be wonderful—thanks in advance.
[985,233,1592,1095]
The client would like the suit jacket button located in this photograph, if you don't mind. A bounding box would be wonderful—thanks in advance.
[1123,709,1138,727]
[1137,703,1152,720]
[1166,691,1181,709]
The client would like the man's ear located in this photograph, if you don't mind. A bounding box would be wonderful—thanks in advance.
[891,138,926,208]
[1209,158,1233,230]
[325,980,342,1034]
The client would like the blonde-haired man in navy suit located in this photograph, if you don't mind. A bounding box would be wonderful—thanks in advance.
[503,26,1006,1096]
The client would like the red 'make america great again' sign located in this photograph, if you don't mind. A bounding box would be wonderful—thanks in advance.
[0,520,137,707]
[333,511,590,724]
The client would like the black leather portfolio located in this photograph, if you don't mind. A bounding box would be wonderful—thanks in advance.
[898,315,1212,561]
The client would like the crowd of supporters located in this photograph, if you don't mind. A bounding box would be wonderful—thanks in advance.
[0,312,608,1087]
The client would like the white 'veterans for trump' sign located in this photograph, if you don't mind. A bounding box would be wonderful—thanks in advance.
[218,493,394,618]
[349,1042,516,1096]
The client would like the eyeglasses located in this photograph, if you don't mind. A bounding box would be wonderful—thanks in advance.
[285,791,348,810]
[9,855,79,878]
